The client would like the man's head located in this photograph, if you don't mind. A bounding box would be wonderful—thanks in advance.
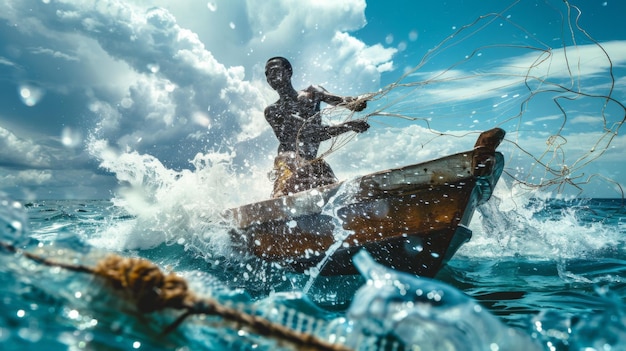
[265,57,293,90]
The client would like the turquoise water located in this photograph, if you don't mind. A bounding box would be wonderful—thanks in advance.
[1,194,625,350]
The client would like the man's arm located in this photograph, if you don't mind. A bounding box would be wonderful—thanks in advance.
[307,85,367,112]
[307,120,370,142]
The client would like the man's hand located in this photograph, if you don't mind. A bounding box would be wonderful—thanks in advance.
[345,120,370,133]
[344,97,367,112]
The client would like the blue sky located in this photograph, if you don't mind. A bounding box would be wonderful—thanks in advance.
[0,0,624,200]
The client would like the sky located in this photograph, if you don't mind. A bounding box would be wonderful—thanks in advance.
[0,0,624,200]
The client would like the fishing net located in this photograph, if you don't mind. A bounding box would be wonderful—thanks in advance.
[317,0,625,199]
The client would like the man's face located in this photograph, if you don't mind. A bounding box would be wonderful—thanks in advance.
[265,60,291,90]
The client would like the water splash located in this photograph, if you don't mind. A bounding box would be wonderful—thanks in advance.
[301,180,360,294]
[18,83,45,107]
[85,137,269,260]
[347,250,541,351]
[60,127,82,148]
[0,193,28,246]
[461,180,624,260]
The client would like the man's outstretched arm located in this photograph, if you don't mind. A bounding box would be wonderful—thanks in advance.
[307,85,367,112]
[306,120,370,142]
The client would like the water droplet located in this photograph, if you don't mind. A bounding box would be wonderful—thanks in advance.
[146,63,160,73]
[61,127,82,148]
[385,34,394,44]
[18,84,44,106]
[10,220,22,232]
[68,309,80,319]
[207,2,217,11]
[120,97,133,108]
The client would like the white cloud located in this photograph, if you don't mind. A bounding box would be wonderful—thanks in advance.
[508,40,626,80]
[130,0,393,94]
[28,46,79,61]
[571,115,604,124]
[0,170,52,186]
[34,0,386,153]
[392,41,626,108]
[0,127,51,168]
[0,56,16,67]
[523,114,563,126]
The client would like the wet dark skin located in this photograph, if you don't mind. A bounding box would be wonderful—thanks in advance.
[264,57,369,160]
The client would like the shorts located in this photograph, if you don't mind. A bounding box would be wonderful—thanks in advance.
[270,152,337,198]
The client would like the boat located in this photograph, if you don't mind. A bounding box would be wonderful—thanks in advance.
[224,128,505,277]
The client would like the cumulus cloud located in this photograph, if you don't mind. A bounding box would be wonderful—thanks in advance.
[21,0,389,159]
[0,126,51,168]
[131,0,395,93]
[1,170,52,186]
[243,0,396,93]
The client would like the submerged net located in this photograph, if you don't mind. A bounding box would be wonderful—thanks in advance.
[318,0,625,199]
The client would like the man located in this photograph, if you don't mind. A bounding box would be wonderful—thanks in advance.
[264,56,369,198]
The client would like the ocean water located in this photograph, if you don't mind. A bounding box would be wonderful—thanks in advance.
[1,184,625,350]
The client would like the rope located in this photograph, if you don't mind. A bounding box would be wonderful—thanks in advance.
[0,240,352,351]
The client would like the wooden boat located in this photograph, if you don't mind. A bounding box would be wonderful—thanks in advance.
[224,128,505,277]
